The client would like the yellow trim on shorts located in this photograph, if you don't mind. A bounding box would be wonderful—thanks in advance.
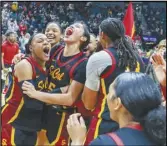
[6,76,15,102]
[51,112,66,145]
[11,127,16,146]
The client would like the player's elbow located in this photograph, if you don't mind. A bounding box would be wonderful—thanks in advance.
[66,100,73,106]
[66,93,75,106]
[82,98,95,111]
[84,102,95,111]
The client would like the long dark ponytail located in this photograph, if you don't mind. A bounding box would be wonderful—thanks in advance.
[100,18,138,71]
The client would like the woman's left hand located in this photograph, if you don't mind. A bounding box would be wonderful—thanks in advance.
[67,113,87,145]
[151,53,166,87]
[22,81,37,98]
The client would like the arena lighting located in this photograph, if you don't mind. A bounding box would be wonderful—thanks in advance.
[145,42,155,45]
[143,36,157,42]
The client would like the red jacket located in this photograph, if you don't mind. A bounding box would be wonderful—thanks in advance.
[2,41,19,65]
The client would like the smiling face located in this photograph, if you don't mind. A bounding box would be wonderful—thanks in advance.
[30,33,51,62]
[63,22,85,44]
[45,23,61,46]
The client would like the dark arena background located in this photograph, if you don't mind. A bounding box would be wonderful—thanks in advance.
[1,2,166,50]
[1,1,166,146]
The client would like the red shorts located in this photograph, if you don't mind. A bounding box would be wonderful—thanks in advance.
[1,103,18,127]
[1,103,18,145]
[84,116,99,145]
[1,123,14,145]
[2,123,38,146]
[54,113,70,146]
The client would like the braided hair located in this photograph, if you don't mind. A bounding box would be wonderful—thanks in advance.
[99,18,138,71]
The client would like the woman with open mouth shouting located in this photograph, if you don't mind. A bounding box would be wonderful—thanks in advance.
[1,33,51,146]
[11,22,64,145]
[22,21,90,146]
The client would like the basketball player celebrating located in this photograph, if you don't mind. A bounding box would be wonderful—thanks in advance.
[45,22,62,47]
[11,21,64,145]
[45,22,65,58]
[81,18,145,145]
[12,22,62,65]
[1,33,51,145]
[22,21,90,145]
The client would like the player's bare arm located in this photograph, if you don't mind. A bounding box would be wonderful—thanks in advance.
[22,80,84,106]
[14,59,32,82]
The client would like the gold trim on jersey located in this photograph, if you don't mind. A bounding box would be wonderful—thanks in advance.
[1,103,9,114]
[6,76,15,102]
[94,79,107,139]
[2,77,15,114]
[8,98,24,124]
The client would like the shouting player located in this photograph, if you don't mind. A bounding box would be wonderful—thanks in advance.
[22,21,90,145]
[1,33,51,145]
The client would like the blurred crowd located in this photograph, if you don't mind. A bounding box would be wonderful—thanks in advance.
[2,2,166,36]
[1,2,166,56]
[143,4,166,39]
[1,2,166,146]
[1,2,166,80]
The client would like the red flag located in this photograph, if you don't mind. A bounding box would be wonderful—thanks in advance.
[123,2,135,39]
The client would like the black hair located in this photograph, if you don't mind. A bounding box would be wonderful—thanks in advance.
[5,31,15,37]
[74,21,90,51]
[112,72,166,146]
[45,22,62,33]
[25,33,39,55]
[99,18,138,71]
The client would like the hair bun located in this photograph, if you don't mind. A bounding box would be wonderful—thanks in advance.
[143,105,166,145]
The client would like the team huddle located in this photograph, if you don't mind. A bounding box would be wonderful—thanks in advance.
[1,18,166,146]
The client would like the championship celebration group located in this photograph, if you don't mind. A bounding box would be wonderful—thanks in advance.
[1,1,166,146]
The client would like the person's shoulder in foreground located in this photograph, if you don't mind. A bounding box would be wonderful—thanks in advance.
[89,134,116,146]
[89,127,155,146]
